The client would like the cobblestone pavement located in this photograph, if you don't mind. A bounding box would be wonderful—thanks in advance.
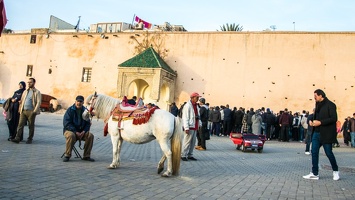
[0,109,354,200]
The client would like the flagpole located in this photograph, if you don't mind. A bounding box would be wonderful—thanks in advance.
[75,16,81,32]
[131,14,136,29]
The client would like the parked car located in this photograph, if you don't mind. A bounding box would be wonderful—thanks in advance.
[230,133,266,153]
[40,94,61,112]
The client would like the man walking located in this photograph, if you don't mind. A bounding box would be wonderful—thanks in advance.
[12,78,41,144]
[181,92,200,161]
[303,89,339,180]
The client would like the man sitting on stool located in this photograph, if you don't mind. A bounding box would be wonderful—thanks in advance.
[63,95,95,162]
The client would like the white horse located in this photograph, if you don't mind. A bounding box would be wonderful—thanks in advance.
[86,94,183,177]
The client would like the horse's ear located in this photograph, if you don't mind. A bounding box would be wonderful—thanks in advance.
[94,91,97,97]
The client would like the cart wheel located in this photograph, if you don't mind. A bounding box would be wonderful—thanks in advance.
[236,145,241,150]
[56,105,62,111]
[241,143,246,152]
[49,103,54,113]
[258,149,263,153]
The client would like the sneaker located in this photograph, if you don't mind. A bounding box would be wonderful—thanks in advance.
[181,157,188,161]
[303,172,319,180]
[305,152,311,155]
[195,146,202,149]
[333,171,340,181]
[63,157,70,162]
[26,140,32,144]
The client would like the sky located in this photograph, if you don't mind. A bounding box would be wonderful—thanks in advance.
[3,0,355,32]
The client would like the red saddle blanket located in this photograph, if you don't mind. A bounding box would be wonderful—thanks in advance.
[103,105,158,136]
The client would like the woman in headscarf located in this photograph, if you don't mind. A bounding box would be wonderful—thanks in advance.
[6,81,26,141]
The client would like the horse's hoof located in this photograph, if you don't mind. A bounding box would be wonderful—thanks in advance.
[157,167,164,174]
[161,172,172,177]
[107,165,117,169]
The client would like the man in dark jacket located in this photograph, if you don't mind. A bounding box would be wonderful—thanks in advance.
[264,108,276,140]
[234,107,244,133]
[170,102,178,117]
[279,108,291,142]
[303,89,339,181]
[196,98,208,150]
[223,104,232,136]
[246,108,255,133]
[63,95,95,162]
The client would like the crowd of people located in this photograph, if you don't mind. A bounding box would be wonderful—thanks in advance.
[174,89,348,181]
[173,97,355,150]
[3,83,354,180]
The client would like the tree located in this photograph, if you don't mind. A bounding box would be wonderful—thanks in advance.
[128,31,169,59]
[2,28,13,34]
[218,23,243,31]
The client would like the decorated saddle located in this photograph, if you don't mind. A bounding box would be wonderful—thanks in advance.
[111,103,158,125]
[103,102,158,136]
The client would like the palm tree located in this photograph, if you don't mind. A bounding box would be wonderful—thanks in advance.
[218,23,243,31]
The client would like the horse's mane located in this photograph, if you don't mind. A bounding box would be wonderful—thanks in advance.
[86,94,120,119]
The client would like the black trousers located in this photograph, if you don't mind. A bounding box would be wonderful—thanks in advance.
[197,122,207,149]
[280,125,289,141]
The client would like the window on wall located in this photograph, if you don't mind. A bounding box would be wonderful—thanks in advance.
[26,65,33,77]
[30,35,36,44]
[82,68,92,82]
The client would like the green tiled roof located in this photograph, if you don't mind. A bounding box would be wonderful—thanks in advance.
[119,47,176,75]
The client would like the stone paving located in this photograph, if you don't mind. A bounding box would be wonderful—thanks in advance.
[0,108,354,200]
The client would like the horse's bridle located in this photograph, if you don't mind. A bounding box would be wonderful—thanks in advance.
[87,92,98,117]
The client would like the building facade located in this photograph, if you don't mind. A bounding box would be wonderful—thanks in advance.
[1,31,355,119]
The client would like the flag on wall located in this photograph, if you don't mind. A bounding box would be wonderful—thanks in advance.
[0,0,7,36]
[134,15,152,29]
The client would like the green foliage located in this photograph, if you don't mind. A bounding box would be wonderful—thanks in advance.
[2,28,13,33]
[218,23,243,31]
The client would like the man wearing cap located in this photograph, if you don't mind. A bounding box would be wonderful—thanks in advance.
[181,92,201,161]
[62,95,95,162]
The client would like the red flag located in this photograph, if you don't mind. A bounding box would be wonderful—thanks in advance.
[0,0,7,36]
[134,15,152,29]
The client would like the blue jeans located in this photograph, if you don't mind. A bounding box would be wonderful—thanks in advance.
[212,122,220,136]
[311,132,338,175]
[299,127,304,141]
[350,132,355,148]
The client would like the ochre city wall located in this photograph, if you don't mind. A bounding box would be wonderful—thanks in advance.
[1,31,355,120]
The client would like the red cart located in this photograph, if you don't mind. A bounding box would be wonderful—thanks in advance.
[230,133,266,153]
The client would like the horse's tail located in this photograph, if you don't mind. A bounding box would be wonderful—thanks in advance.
[171,116,183,176]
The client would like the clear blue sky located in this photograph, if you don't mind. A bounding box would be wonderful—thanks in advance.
[4,0,355,32]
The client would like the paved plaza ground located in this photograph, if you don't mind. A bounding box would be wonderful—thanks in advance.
[0,108,354,200]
